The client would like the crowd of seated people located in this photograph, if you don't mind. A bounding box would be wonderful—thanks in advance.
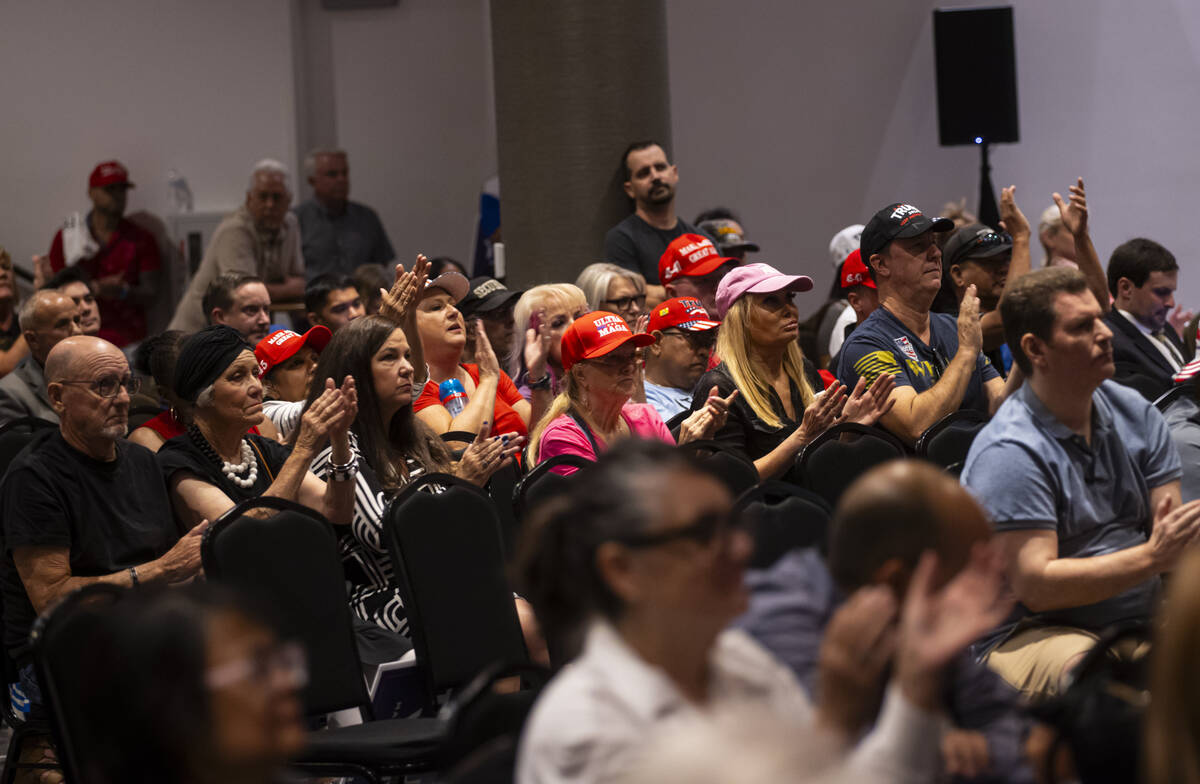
[1,140,1199,784]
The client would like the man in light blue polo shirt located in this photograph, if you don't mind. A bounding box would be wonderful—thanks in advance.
[961,267,1200,699]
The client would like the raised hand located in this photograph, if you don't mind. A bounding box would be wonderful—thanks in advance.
[455,420,525,485]
[957,284,984,354]
[794,381,847,445]
[1053,177,1088,238]
[997,185,1030,240]
[894,544,1013,711]
[296,378,350,452]
[1168,306,1196,337]
[31,254,52,290]
[474,318,502,379]
[676,387,737,444]
[379,253,430,324]
[837,374,896,426]
[523,308,553,380]
[329,375,358,436]
[814,585,898,738]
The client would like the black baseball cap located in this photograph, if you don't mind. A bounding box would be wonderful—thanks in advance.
[458,277,523,318]
[860,203,954,262]
[942,223,1013,270]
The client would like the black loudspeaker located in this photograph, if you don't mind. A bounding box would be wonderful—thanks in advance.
[933,6,1019,146]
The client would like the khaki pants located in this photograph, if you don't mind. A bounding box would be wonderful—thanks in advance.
[985,626,1101,699]
[985,625,1148,700]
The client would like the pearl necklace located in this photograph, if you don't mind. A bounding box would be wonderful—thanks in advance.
[220,438,259,489]
[188,425,259,489]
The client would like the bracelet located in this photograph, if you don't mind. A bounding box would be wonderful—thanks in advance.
[526,372,551,391]
[330,458,359,482]
[128,566,140,588]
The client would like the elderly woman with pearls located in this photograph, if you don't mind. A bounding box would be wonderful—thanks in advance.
[157,324,358,527]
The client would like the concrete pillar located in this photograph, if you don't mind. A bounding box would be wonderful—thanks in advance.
[490,0,672,288]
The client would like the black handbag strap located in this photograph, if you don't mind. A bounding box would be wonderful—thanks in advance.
[567,408,604,458]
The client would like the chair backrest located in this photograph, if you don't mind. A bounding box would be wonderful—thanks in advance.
[0,417,56,479]
[484,460,524,562]
[795,423,907,507]
[915,409,989,474]
[732,481,832,569]
[676,439,760,496]
[29,584,127,784]
[512,454,594,520]
[202,496,372,718]
[127,403,166,434]
[385,474,529,701]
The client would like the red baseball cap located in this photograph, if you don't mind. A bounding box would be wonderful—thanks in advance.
[88,160,133,189]
[254,326,332,376]
[839,250,877,290]
[560,311,656,371]
[658,233,737,286]
[647,297,720,333]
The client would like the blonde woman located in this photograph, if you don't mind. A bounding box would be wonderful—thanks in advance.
[691,264,895,480]
[575,262,646,328]
[508,283,589,416]
[527,311,732,468]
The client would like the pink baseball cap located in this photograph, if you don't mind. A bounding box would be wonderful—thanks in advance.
[714,263,813,318]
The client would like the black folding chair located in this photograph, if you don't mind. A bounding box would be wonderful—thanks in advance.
[485,460,525,561]
[385,475,541,714]
[511,454,594,521]
[795,423,907,508]
[732,481,833,568]
[915,409,989,476]
[676,439,760,496]
[203,496,446,781]
[27,583,126,784]
[440,430,479,456]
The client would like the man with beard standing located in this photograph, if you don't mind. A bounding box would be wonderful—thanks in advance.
[605,141,714,306]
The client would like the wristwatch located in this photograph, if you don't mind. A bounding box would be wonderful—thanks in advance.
[526,371,551,391]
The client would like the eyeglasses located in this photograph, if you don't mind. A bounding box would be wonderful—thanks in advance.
[588,351,638,370]
[206,641,308,691]
[603,294,647,311]
[613,511,744,549]
[58,375,140,399]
[661,329,716,351]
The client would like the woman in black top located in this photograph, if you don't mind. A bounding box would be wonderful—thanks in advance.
[158,325,358,528]
[691,264,895,480]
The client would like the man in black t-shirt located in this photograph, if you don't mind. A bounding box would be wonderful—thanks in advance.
[0,336,204,712]
[604,141,715,306]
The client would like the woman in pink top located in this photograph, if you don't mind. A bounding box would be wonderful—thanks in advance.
[528,311,736,468]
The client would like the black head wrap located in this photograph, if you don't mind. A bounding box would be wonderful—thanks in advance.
[173,325,253,404]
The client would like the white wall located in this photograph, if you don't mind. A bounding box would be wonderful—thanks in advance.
[321,0,496,264]
[3,1,1199,313]
[666,0,1200,312]
[0,0,297,266]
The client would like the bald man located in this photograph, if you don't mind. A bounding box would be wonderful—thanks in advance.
[736,460,1033,784]
[0,336,205,713]
[0,290,84,425]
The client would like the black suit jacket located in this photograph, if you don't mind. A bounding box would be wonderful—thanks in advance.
[1103,310,1190,401]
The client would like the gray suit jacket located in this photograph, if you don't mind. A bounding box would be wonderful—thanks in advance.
[0,357,58,427]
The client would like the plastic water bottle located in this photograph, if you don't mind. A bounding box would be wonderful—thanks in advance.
[438,379,469,417]
[166,169,194,213]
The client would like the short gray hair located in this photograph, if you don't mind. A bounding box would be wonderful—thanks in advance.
[194,384,215,409]
[248,159,291,192]
[303,148,347,179]
[575,263,645,312]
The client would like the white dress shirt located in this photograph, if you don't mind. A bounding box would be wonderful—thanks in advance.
[516,621,941,784]
[1117,308,1183,371]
